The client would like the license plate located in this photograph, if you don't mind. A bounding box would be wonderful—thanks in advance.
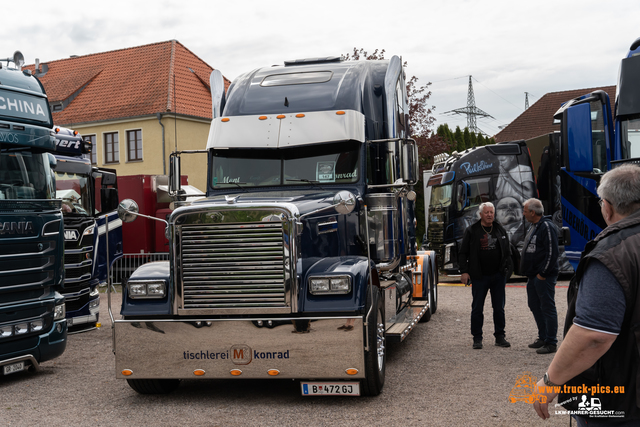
[301,382,360,396]
[3,361,25,375]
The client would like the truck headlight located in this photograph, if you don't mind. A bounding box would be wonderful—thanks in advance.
[54,302,66,320]
[309,276,351,295]
[82,224,95,236]
[128,281,166,299]
[444,243,454,264]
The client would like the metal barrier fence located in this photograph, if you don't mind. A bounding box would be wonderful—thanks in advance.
[110,253,170,286]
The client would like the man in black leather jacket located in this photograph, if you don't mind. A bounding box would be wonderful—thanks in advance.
[459,202,513,350]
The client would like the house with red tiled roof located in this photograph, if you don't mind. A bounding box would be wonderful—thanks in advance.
[27,40,230,191]
[494,86,616,143]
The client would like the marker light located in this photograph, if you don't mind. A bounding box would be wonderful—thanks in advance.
[267,369,280,376]
[259,116,268,120]
[336,111,346,115]
[221,118,230,122]
[122,369,133,376]
[276,115,286,119]
[194,369,206,376]
[346,368,359,375]
[230,369,242,376]
[295,114,305,118]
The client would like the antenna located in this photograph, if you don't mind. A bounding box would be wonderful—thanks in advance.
[525,92,530,109]
[444,75,494,135]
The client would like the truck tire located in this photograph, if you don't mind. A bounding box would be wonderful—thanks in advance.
[419,272,433,323]
[126,378,180,394]
[430,268,438,314]
[361,287,385,396]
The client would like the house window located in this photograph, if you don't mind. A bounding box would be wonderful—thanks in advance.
[127,129,142,161]
[104,132,119,164]
[83,134,97,165]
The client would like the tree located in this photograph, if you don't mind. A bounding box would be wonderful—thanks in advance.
[463,128,472,150]
[342,48,436,153]
[454,126,464,152]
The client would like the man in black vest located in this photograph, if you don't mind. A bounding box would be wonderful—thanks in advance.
[459,202,513,350]
[533,164,640,424]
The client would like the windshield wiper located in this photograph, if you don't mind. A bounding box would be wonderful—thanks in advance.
[286,178,324,189]
[222,181,248,192]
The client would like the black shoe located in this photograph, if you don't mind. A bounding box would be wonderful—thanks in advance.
[473,340,483,349]
[536,344,557,354]
[528,338,545,349]
[495,336,511,348]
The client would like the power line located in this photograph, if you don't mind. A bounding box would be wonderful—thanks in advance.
[472,76,523,112]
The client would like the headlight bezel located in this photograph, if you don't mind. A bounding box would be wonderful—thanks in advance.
[54,302,66,320]
[127,280,167,299]
[308,275,352,295]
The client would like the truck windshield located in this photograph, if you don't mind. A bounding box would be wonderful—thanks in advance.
[429,183,452,208]
[0,147,55,200]
[210,141,361,188]
[620,116,640,159]
[55,171,92,216]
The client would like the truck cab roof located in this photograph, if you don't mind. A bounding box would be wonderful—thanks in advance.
[223,58,389,117]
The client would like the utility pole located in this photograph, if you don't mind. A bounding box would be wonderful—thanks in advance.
[444,76,493,135]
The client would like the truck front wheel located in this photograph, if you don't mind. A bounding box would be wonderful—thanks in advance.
[126,378,181,394]
[362,288,385,396]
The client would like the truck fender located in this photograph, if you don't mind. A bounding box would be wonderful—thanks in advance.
[121,261,172,316]
[299,256,372,313]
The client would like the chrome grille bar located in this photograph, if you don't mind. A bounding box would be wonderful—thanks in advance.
[180,222,287,310]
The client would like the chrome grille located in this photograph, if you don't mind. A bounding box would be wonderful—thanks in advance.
[180,222,287,309]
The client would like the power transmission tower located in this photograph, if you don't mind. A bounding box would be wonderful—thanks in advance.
[444,75,494,135]
[524,92,530,109]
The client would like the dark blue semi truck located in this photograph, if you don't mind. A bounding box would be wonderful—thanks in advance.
[0,51,67,375]
[112,56,439,396]
[53,127,122,332]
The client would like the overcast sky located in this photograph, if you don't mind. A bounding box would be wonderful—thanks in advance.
[4,0,638,136]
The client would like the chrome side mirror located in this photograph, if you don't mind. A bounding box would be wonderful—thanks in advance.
[333,191,356,214]
[117,199,139,223]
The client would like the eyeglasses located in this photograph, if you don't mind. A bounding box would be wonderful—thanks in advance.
[598,199,608,207]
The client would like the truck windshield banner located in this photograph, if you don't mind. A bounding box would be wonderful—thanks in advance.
[0,89,51,124]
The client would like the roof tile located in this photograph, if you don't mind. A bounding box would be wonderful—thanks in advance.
[495,86,616,142]
[25,40,230,126]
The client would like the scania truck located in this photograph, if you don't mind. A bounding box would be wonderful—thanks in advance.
[0,51,67,375]
[53,126,122,332]
[112,55,439,396]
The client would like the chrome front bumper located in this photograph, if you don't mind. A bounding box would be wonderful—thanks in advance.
[114,316,365,379]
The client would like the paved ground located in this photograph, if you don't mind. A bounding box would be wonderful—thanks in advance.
[1,278,573,426]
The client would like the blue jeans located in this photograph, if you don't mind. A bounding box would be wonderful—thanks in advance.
[471,273,506,341]
[526,275,558,345]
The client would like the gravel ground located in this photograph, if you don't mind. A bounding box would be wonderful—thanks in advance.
[1,278,572,427]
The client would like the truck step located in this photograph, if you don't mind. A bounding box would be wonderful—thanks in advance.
[385,300,429,343]
[379,280,395,289]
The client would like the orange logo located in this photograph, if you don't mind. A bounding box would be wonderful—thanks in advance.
[231,344,252,365]
[509,371,547,404]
